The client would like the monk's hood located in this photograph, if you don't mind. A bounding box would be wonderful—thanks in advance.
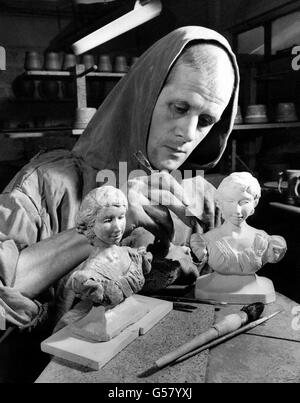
[73,26,239,179]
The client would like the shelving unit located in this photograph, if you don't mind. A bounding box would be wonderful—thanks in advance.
[5,121,300,140]
[24,70,125,79]
[4,65,126,139]
[230,121,300,172]
[2,65,127,138]
[233,122,300,130]
[23,65,125,109]
[2,127,84,139]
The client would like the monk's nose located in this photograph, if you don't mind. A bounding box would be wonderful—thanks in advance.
[175,116,198,142]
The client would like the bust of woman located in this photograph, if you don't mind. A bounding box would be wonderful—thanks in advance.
[56,186,153,341]
[190,172,287,303]
[68,185,152,306]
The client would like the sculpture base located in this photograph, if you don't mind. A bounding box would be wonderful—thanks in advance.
[70,296,149,342]
[195,273,276,304]
[41,295,173,370]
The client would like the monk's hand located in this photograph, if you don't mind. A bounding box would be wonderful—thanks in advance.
[166,243,199,282]
[125,172,197,238]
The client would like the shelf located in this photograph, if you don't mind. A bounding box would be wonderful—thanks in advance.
[5,123,300,139]
[24,70,125,78]
[8,97,75,103]
[87,72,126,78]
[255,70,300,81]
[25,70,71,77]
[233,122,300,130]
[2,127,83,139]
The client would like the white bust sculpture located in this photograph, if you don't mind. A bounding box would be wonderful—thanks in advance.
[190,172,287,304]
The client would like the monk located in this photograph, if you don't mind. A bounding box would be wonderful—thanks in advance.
[0,26,239,330]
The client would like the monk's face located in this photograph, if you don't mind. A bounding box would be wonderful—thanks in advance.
[147,46,234,171]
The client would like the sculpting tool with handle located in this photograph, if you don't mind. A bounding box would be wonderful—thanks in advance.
[171,310,281,366]
[139,303,280,377]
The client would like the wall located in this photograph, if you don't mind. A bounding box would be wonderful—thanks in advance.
[216,0,300,30]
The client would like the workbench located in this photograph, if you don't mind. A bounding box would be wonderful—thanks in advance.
[35,292,300,383]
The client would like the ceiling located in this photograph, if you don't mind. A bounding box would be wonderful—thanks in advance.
[0,0,212,53]
[0,0,129,15]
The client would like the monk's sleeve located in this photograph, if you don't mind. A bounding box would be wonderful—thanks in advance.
[0,189,44,329]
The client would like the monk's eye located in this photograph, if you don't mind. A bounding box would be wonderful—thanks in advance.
[197,115,214,128]
[170,103,189,116]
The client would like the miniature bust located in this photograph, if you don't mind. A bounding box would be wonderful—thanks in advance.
[190,172,287,304]
[67,185,152,307]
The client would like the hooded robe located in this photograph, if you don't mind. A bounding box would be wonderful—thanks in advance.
[0,26,239,328]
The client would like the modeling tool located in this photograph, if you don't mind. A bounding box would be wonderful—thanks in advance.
[139,303,281,377]
[171,310,281,366]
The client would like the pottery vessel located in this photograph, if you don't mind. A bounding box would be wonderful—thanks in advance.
[24,51,42,71]
[98,54,112,72]
[244,104,268,124]
[114,55,128,73]
[82,54,95,70]
[44,52,61,71]
[275,102,298,122]
[62,53,77,70]
[38,80,59,100]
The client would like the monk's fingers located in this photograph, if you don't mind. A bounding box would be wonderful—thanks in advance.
[128,173,191,206]
[129,185,189,223]
[146,172,191,205]
[146,188,186,209]
[145,189,195,227]
[127,177,147,197]
[127,183,150,208]
[70,275,85,292]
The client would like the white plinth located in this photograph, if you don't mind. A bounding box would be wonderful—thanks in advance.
[195,272,276,304]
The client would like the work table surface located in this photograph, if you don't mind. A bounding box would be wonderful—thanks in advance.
[35,292,300,383]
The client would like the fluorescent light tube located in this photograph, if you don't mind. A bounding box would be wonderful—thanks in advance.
[72,0,162,55]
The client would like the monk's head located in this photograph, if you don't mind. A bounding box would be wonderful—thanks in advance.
[147,43,235,171]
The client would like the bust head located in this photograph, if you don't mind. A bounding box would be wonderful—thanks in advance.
[77,186,128,245]
[216,172,261,226]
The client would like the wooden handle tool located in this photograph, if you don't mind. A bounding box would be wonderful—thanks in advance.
[139,302,281,377]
